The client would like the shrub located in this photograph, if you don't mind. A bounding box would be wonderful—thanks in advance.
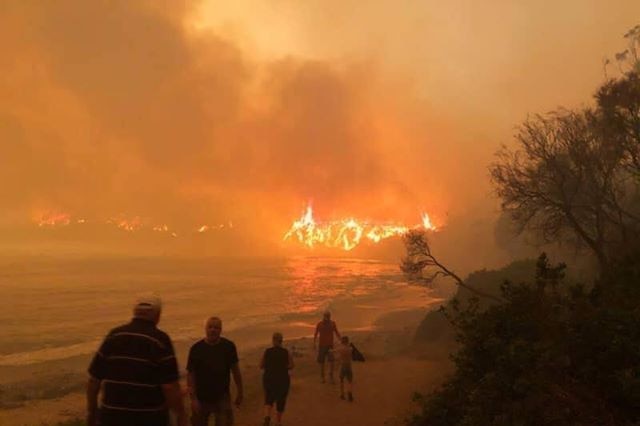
[409,254,640,426]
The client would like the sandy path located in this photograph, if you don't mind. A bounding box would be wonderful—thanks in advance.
[220,333,451,426]
[0,328,451,426]
[238,356,448,426]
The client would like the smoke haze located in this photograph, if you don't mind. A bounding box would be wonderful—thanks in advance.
[1,0,639,266]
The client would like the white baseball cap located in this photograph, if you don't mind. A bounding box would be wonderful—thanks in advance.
[134,294,162,311]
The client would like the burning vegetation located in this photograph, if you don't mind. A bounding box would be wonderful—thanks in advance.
[283,205,438,251]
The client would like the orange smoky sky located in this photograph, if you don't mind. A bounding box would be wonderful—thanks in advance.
[1,1,639,260]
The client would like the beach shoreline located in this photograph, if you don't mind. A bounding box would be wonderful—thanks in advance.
[0,304,451,426]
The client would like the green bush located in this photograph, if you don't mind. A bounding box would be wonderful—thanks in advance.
[409,254,640,426]
[414,259,535,344]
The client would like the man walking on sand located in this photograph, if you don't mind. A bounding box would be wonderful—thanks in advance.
[314,310,341,383]
[86,295,187,426]
[187,316,244,426]
[261,332,294,426]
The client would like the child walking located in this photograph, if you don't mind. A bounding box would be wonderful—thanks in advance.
[335,336,354,402]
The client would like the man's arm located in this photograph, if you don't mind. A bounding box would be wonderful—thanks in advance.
[334,321,341,339]
[186,370,200,415]
[186,371,196,398]
[313,323,319,347]
[87,336,110,426]
[86,376,101,426]
[161,381,187,426]
[288,350,294,370]
[231,362,244,406]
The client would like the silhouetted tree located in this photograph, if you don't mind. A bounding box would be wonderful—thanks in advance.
[609,24,640,74]
[490,89,640,275]
[491,27,640,276]
[597,73,640,175]
[401,229,503,302]
[409,26,640,426]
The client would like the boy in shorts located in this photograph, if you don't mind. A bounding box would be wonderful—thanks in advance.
[334,336,354,402]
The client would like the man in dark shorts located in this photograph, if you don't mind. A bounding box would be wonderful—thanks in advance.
[313,310,341,383]
[187,316,244,426]
[261,332,294,426]
[86,295,187,426]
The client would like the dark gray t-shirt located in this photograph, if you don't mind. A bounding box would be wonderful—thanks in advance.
[187,338,238,402]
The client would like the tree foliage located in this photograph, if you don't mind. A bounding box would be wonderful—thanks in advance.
[413,259,536,345]
[411,28,640,426]
[490,68,640,274]
[490,109,640,272]
[409,254,640,426]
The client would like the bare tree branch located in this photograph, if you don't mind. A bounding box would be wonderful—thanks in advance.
[400,230,504,303]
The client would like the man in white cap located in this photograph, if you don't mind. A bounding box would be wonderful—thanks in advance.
[86,295,187,426]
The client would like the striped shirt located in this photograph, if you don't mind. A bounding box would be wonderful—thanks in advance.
[89,318,179,426]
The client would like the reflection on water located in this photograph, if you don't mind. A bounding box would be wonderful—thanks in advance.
[286,257,325,314]
[284,257,402,314]
[0,256,434,365]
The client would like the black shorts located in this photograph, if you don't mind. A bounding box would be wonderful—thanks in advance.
[263,377,290,412]
[99,408,169,426]
[340,365,353,382]
[317,345,334,363]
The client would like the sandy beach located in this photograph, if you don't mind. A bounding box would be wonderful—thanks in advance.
[0,308,452,426]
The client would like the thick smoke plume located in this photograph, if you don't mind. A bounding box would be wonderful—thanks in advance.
[1,0,638,266]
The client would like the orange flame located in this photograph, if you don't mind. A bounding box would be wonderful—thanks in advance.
[421,213,436,231]
[366,224,409,243]
[197,222,231,233]
[37,212,71,227]
[108,216,143,232]
[284,205,436,251]
[31,210,236,237]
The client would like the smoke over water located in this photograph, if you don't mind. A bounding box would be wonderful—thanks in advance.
[1,1,638,264]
